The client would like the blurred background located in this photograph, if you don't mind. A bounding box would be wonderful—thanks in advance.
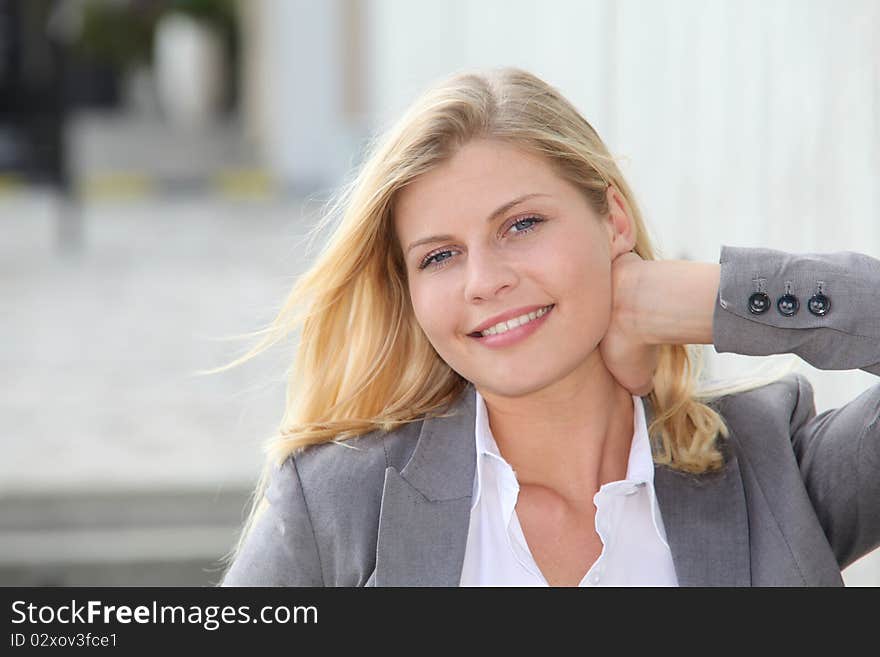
[1,0,878,586]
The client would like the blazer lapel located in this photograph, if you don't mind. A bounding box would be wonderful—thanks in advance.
[373,386,752,587]
[373,383,477,586]
[645,396,752,586]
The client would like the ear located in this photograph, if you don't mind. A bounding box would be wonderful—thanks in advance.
[604,184,637,258]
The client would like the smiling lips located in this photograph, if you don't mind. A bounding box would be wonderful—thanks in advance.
[468,303,555,335]
[468,304,555,348]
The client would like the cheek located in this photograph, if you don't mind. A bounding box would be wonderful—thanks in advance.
[557,239,607,287]
[410,284,457,342]
[556,245,614,324]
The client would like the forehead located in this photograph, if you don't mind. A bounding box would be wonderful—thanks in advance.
[393,139,565,230]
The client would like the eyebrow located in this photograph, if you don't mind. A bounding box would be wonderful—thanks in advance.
[405,193,551,255]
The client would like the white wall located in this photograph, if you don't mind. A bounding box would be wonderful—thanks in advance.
[249,0,356,188]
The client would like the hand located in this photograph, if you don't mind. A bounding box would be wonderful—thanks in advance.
[598,251,659,396]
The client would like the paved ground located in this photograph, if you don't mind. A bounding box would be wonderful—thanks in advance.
[0,189,328,584]
[1,190,320,494]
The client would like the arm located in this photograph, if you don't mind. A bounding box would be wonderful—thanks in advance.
[633,245,880,567]
[220,456,325,586]
[638,245,880,375]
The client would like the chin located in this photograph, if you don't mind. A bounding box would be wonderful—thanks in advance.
[471,374,557,400]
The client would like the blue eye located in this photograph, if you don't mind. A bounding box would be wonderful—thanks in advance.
[416,215,545,271]
[509,216,543,234]
[418,249,456,270]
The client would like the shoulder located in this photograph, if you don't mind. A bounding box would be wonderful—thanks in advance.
[267,419,423,516]
[706,372,817,469]
[263,421,424,586]
[708,372,814,437]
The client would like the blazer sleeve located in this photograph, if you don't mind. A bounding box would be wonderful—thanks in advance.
[220,456,325,586]
[712,245,880,568]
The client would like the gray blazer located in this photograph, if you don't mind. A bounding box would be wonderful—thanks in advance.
[221,245,880,586]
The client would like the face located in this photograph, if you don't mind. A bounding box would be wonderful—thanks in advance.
[393,138,634,399]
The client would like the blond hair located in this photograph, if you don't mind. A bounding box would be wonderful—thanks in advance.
[210,66,795,574]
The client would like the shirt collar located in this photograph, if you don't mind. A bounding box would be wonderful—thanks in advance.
[470,387,654,511]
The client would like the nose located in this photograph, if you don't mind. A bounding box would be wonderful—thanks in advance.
[463,247,518,302]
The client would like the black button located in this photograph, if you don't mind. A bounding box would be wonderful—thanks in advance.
[748,292,770,314]
[777,293,799,316]
[808,293,830,316]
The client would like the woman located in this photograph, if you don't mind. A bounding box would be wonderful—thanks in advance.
[218,66,880,586]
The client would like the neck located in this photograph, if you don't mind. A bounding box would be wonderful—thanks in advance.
[476,352,636,506]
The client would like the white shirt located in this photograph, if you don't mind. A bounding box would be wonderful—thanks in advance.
[459,387,679,586]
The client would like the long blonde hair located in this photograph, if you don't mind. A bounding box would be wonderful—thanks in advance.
[212,66,796,572]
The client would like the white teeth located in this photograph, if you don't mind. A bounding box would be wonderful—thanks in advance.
[479,305,553,337]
